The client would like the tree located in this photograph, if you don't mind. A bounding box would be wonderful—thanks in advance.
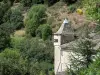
[67,39,97,75]
[19,38,54,63]
[20,0,32,6]
[3,9,24,30]
[0,48,28,75]
[29,62,53,75]
[42,24,52,40]
[0,2,11,24]
[0,23,11,50]
[78,53,100,75]
[3,0,15,5]
[25,5,46,37]
[36,24,52,40]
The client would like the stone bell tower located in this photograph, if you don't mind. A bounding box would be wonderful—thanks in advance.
[54,19,75,75]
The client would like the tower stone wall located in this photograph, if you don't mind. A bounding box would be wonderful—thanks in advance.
[54,19,75,75]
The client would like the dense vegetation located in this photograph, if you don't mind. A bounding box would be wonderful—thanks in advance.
[0,0,100,75]
[0,0,54,75]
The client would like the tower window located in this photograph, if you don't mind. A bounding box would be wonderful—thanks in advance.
[54,39,58,42]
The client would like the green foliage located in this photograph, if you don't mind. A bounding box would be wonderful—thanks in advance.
[10,36,25,49]
[95,23,100,32]
[78,54,100,75]
[0,2,11,24]
[21,0,44,7]
[67,4,77,13]
[3,8,24,30]
[0,23,11,50]
[19,38,54,63]
[20,0,59,7]
[0,48,28,75]
[36,24,52,40]
[25,5,46,37]
[11,37,54,75]
[29,62,53,75]
[42,24,52,40]
[67,39,97,75]
[73,39,95,66]
[3,0,15,5]
[20,0,32,7]
[83,0,100,31]
[83,0,100,21]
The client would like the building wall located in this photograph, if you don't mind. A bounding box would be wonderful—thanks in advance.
[54,46,62,74]
[54,35,62,74]
[54,34,72,74]
[61,51,71,71]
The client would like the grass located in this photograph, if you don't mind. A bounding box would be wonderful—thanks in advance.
[14,29,25,37]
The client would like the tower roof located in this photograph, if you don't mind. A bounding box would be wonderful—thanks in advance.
[54,19,74,35]
[63,19,68,24]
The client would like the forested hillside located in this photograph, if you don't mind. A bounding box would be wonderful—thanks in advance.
[0,0,100,75]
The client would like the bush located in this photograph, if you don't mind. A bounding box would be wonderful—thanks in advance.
[25,5,46,37]
[82,0,100,32]
[20,0,32,7]
[42,24,52,40]
[18,38,54,75]
[0,23,11,50]
[29,62,53,75]
[0,2,11,24]
[3,8,24,30]
[67,4,77,13]
[0,48,28,75]
[3,0,15,5]
[78,55,100,75]
[67,39,97,75]
[83,0,100,22]
[10,37,25,49]
[95,23,100,32]
[36,24,52,40]
[19,38,54,63]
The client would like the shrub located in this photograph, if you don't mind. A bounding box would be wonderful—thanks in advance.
[42,24,52,40]
[83,0,100,22]
[25,5,46,37]
[36,24,52,40]
[67,4,77,13]
[10,36,25,49]
[3,0,15,5]
[0,23,11,50]
[67,39,97,75]
[20,0,31,7]
[82,0,100,32]
[95,23,100,32]
[0,2,11,24]
[29,62,53,75]
[78,55,100,75]
[3,8,24,30]
[19,38,54,63]
[0,48,28,75]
